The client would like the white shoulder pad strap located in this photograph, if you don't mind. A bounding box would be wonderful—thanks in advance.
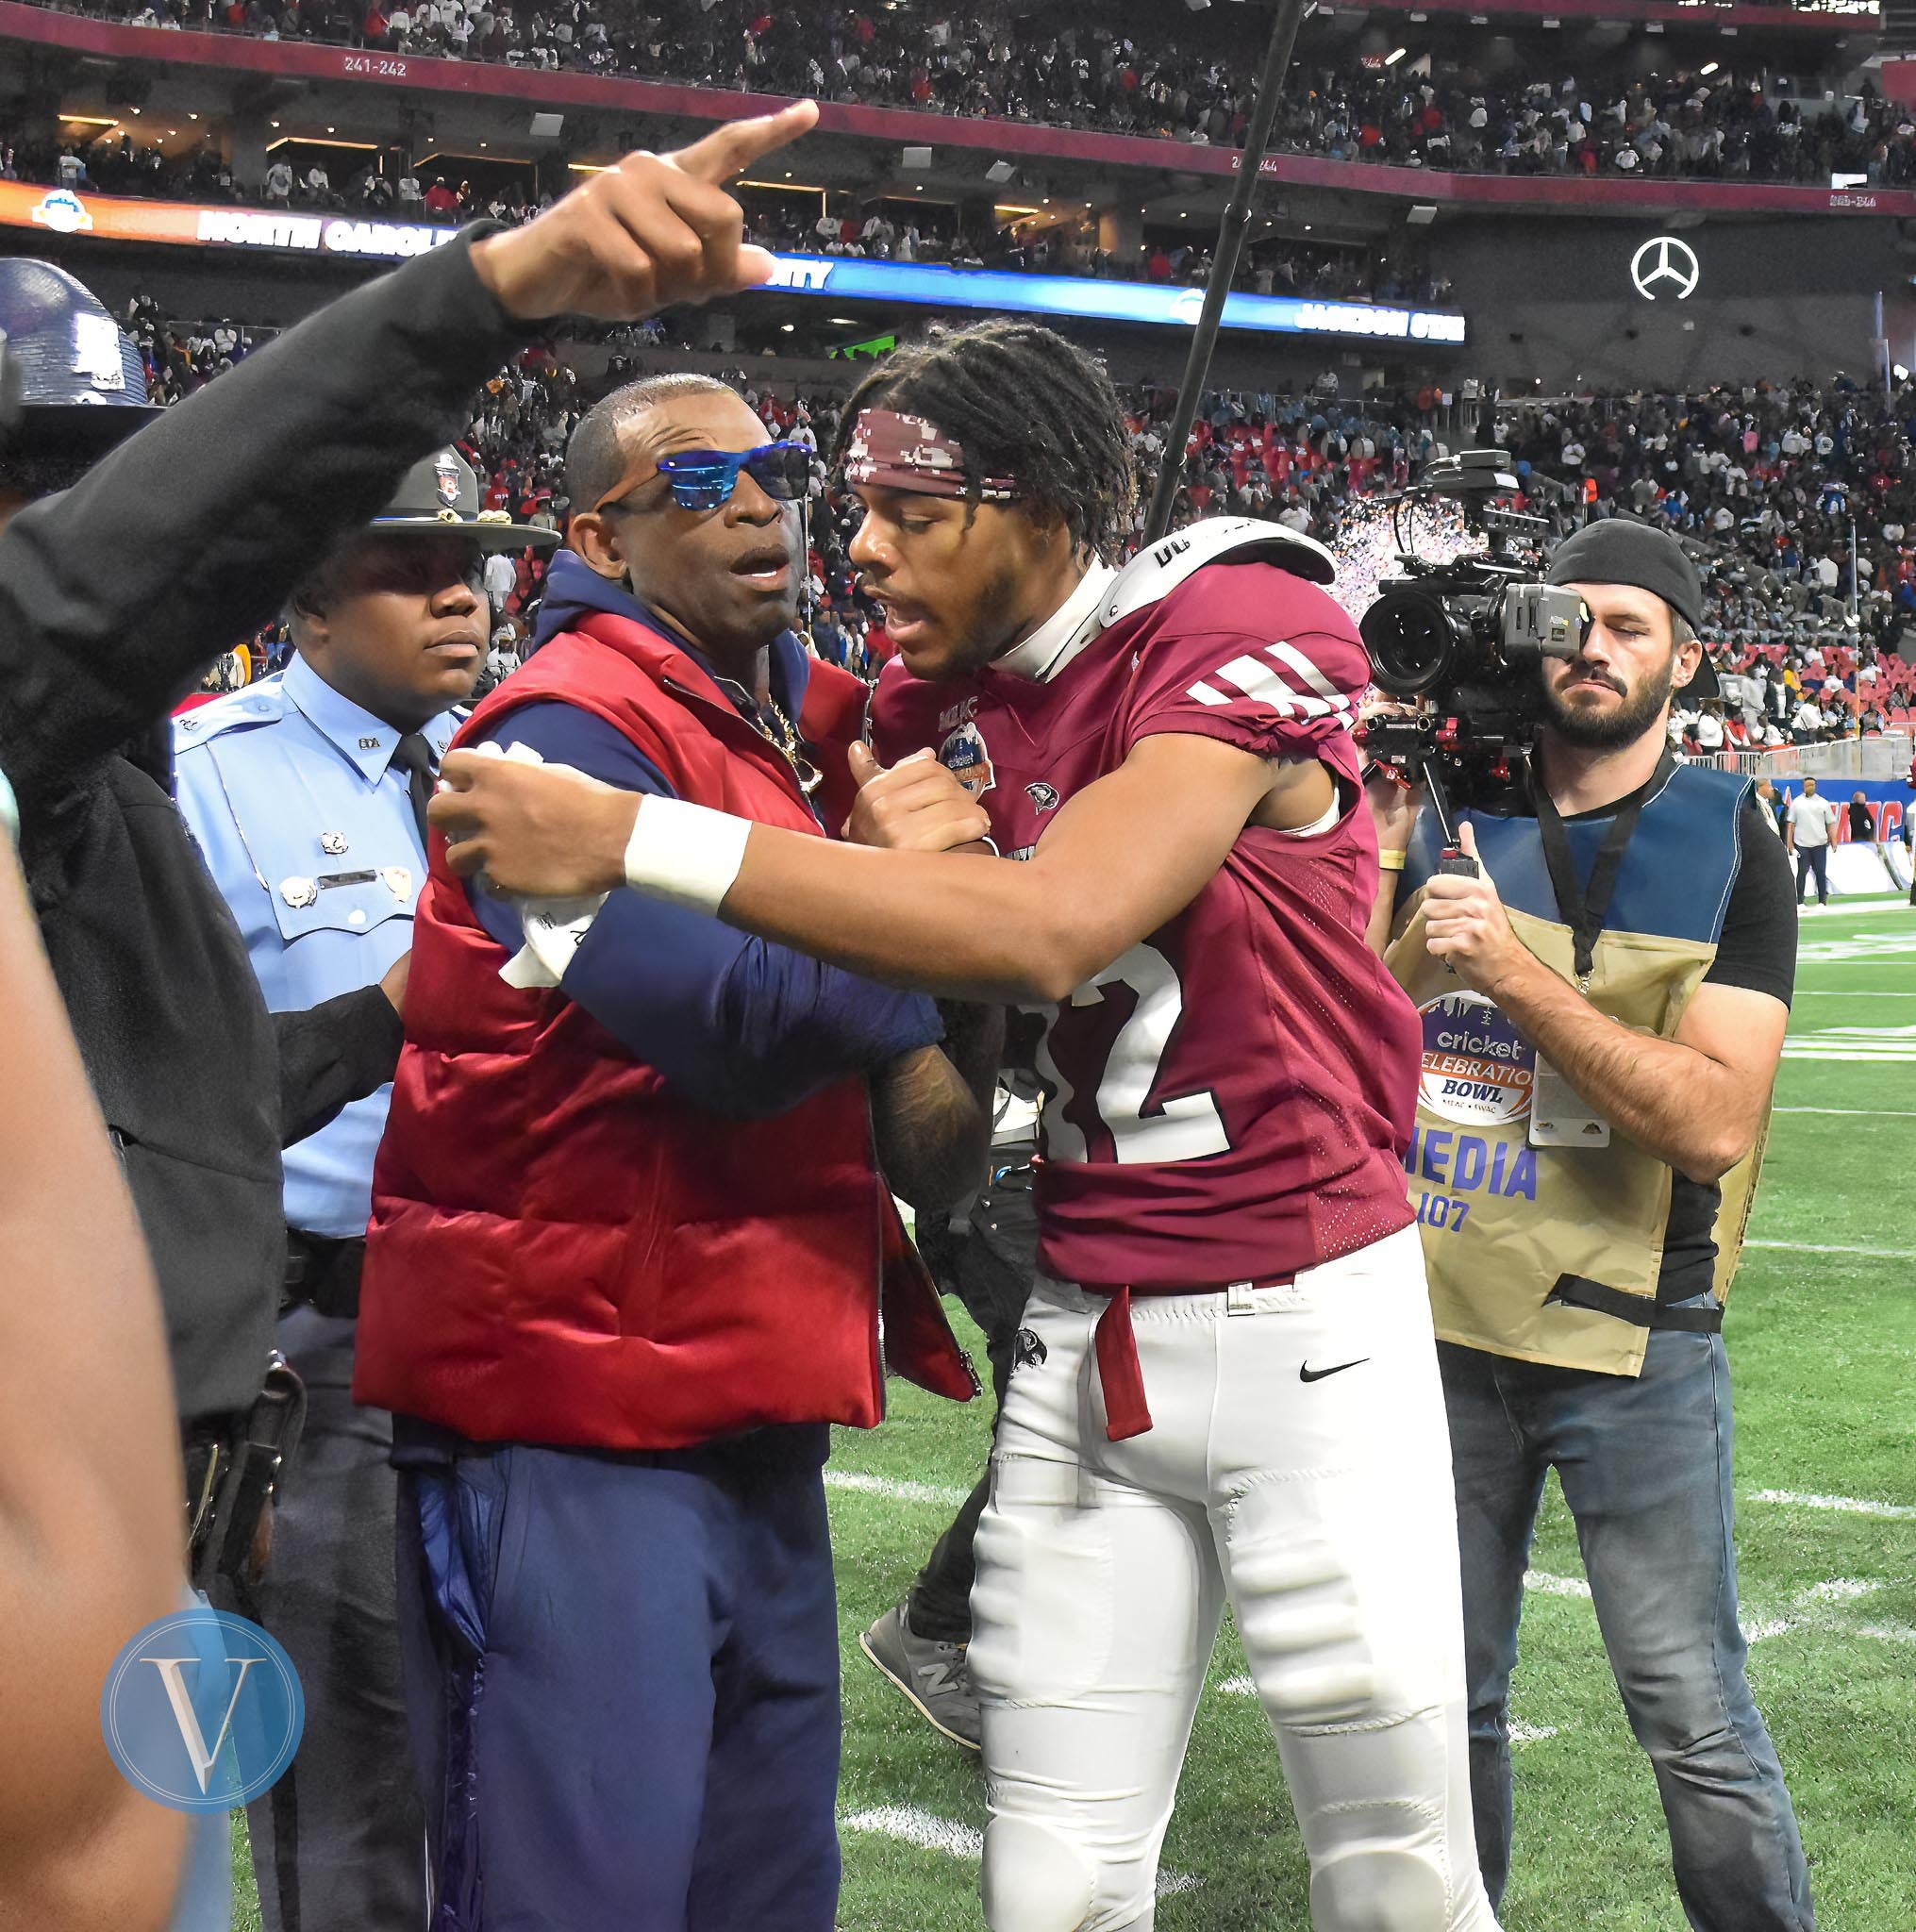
[1100,517,1338,632]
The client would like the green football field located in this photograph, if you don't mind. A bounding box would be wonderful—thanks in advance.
[234,896,1916,1931]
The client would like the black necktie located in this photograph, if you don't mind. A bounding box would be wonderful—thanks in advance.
[392,732,436,848]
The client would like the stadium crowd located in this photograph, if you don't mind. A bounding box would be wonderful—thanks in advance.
[1,122,554,225]
[1150,380,1916,717]
[0,124,1444,306]
[743,197,1451,306]
[118,282,1916,736]
[16,0,1915,188]
[1,113,1906,1932]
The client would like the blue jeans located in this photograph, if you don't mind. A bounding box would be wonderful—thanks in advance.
[1440,1318,1815,1932]
[1794,844,1829,904]
[394,1427,841,1932]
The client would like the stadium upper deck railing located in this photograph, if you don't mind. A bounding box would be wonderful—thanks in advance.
[1692,730,1914,778]
[3,0,1913,219]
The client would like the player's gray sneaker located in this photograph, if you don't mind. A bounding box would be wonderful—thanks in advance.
[858,1603,981,1751]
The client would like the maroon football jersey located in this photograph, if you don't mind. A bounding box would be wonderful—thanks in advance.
[872,556,1420,1291]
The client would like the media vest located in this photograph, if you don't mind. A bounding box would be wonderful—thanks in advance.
[355,610,977,1450]
[1384,760,1768,1378]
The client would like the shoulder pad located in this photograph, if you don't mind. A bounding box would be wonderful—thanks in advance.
[171,681,288,749]
[1101,518,1337,633]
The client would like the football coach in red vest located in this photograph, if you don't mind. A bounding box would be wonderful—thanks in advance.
[354,359,995,1928]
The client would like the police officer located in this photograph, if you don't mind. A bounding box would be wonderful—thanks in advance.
[174,448,558,1932]
[1370,521,1812,1931]
[0,98,819,1930]
[0,258,451,1932]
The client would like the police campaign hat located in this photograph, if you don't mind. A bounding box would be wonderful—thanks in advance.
[368,446,560,554]
[1546,516,1720,703]
[0,258,165,458]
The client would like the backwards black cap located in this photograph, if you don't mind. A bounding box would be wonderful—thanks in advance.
[1545,516,1718,702]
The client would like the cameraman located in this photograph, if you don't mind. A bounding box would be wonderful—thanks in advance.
[1369,522,1812,1932]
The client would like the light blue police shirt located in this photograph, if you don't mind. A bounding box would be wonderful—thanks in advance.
[172,654,458,1239]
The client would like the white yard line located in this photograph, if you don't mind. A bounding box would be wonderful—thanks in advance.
[1742,1239,1916,1258]
[1772,1106,1916,1118]
[1524,1569,1594,1599]
[842,1807,981,1859]
[841,1807,1200,1895]
[1742,1578,1897,1646]
[1751,1489,1916,1521]
[1856,1623,1916,1647]
[825,1471,968,1508]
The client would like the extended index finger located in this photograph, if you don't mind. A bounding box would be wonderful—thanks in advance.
[669,100,820,186]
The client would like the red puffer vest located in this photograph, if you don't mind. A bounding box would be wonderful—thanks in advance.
[354,611,976,1450]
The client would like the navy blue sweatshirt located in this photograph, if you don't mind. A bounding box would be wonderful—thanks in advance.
[468,553,941,1119]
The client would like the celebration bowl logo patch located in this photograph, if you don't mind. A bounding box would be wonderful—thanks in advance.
[940,720,994,800]
[1417,991,1535,1125]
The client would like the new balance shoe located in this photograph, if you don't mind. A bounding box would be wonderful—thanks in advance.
[858,1602,981,1751]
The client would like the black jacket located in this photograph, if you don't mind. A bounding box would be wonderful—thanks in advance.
[0,231,521,1428]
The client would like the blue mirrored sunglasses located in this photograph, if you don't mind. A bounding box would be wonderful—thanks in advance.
[602,441,813,514]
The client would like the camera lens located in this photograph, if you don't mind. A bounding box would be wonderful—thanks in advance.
[1360,584,1463,697]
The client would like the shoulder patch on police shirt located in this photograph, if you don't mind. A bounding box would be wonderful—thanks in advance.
[171,681,289,753]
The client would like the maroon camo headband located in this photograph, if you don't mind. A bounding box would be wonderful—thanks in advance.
[841,407,1018,503]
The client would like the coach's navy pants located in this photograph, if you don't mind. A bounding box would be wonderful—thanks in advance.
[394,1425,841,1932]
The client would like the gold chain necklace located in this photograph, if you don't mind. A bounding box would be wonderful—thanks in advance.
[719,678,823,795]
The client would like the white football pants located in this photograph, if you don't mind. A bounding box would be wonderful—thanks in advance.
[970,1224,1500,1932]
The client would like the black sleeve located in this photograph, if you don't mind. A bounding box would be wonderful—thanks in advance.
[1703,802,1797,1008]
[0,226,520,822]
[273,986,407,1150]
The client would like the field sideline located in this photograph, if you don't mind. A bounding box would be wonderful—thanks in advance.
[234,895,1916,1930]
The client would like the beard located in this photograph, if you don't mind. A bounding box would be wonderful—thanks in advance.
[1541,650,1677,750]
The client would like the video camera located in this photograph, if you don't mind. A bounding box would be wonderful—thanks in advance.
[1358,450,1590,831]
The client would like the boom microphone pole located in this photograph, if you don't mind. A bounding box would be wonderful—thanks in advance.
[1142,0,1311,547]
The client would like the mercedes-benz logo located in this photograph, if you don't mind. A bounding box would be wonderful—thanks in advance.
[1630,236,1700,302]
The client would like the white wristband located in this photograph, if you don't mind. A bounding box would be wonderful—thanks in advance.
[621,795,752,917]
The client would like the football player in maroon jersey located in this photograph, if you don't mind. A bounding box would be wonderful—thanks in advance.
[430,322,1501,1932]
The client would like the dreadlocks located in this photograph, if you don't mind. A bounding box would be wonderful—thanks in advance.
[831,320,1136,564]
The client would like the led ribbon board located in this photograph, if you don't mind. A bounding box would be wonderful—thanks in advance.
[762,254,1467,343]
[4,180,460,259]
[0,184,1467,344]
